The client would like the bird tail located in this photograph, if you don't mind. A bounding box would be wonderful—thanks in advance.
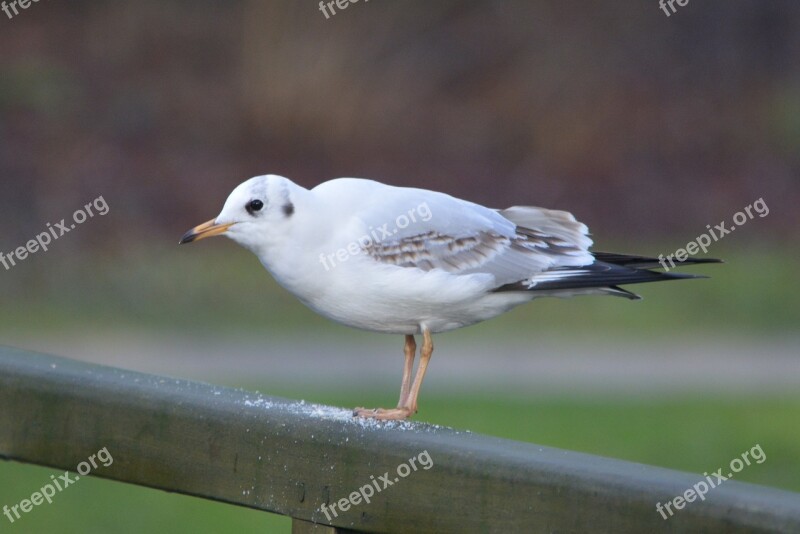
[493,252,722,299]
[592,251,723,270]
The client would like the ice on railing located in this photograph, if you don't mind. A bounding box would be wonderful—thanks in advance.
[240,394,460,433]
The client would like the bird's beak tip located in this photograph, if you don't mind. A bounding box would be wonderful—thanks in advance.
[179,219,232,245]
[178,231,195,245]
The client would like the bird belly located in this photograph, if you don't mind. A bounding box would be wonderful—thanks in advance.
[295,269,534,335]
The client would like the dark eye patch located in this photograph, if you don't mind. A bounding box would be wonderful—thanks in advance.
[246,199,264,215]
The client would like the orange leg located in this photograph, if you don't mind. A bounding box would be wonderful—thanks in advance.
[354,329,433,421]
[397,335,416,407]
[403,328,433,415]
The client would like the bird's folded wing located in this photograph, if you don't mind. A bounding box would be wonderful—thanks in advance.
[356,198,594,288]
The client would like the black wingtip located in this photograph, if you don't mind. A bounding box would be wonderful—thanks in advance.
[608,285,643,300]
[662,272,709,280]
[681,257,724,265]
[593,252,724,269]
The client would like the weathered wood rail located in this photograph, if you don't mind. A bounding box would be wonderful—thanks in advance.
[1,346,799,533]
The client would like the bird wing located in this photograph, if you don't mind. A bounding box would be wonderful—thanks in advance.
[350,190,594,288]
[319,180,712,297]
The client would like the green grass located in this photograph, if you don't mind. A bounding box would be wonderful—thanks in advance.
[1,242,797,531]
[268,389,800,492]
[0,461,289,533]
[2,392,798,533]
[0,243,797,339]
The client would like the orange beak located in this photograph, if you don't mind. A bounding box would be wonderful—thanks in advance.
[179,219,233,244]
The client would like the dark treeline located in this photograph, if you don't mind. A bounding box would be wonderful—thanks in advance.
[0,1,797,247]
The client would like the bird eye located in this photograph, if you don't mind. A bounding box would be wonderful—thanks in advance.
[246,199,264,214]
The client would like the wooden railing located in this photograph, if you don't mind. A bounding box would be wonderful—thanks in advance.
[1,346,799,533]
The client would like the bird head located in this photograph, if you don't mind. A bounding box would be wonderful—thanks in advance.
[179,174,298,254]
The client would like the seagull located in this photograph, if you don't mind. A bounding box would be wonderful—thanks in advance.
[180,175,719,420]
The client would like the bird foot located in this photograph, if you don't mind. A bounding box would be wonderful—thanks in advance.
[352,406,415,420]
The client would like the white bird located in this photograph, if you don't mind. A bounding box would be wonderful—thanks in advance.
[180,175,718,420]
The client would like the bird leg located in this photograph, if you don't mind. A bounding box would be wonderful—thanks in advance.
[398,334,416,407]
[403,328,433,415]
[354,330,433,421]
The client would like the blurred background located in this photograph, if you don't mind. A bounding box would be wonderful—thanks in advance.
[1,1,798,532]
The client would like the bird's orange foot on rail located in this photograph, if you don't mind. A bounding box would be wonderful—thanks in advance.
[352,407,415,420]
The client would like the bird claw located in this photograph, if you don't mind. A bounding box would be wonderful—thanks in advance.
[352,406,414,420]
